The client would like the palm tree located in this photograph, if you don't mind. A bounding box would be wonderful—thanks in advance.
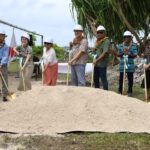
[71,0,150,45]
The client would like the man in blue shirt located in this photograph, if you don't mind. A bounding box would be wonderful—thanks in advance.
[0,28,9,101]
[117,31,137,97]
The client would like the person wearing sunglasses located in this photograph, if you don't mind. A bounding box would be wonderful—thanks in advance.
[117,31,137,97]
[68,24,88,86]
[92,25,110,90]
[42,38,58,86]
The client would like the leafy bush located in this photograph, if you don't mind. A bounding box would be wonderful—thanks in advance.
[53,44,65,62]
[32,45,42,55]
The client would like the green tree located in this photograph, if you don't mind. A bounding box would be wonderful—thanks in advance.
[71,0,150,45]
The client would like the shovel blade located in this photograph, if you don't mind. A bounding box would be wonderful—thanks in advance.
[6,93,16,101]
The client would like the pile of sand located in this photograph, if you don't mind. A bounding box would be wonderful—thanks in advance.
[0,85,150,135]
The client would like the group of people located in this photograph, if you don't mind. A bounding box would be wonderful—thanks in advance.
[0,24,150,102]
[68,24,150,99]
[0,28,58,102]
[0,30,35,101]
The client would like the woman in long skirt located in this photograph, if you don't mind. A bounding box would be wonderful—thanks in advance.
[42,38,58,86]
[14,33,34,91]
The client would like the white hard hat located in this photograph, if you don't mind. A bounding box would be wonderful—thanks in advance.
[0,28,7,36]
[97,25,106,31]
[123,31,132,36]
[21,33,30,40]
[73,24,83,31]
[44,37,53,44]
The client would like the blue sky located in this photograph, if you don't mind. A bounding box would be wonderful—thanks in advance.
[0,0,78,47]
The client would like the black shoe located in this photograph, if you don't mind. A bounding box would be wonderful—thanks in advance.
[128,93,133,97]
[118,91,122,95]
[3,97,8,102]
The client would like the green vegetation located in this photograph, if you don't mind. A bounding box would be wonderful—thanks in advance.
[8,59,19,73]
[32,45,42,55]
[1,133,150,150]
[53,44,65,62]
[71,0,150,44]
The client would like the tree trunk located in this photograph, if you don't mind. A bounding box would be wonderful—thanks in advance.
[116,0,143,45]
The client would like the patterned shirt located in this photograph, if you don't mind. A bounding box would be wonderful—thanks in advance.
[95,39,110,67]
[70,38,88,65]
[16,45,33,65]
[118,42,138,72]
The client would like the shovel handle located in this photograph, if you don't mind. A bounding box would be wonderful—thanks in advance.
[122,58,126,95]
[66,64,70,86]
[91,64,94,87]
[21,71,26,91]
[144,68,148,102]
[0,71,9,91]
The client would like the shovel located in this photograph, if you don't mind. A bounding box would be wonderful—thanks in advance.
[91,54,97,87]
[19,57,26,91]
[40,59,44,85]
[142,59,148,102]
[122,55,128,95]
[0,71,15,101]
[21,70,26,91]
[144,66,148,102]
[139,58,147,102]
[66,63,70,86]
[91,63,94,87]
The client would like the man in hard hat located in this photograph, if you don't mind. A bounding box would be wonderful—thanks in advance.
[93,25,110,90]
[69,24,88,86]
[117,31,137,97]
[0,28,9,101]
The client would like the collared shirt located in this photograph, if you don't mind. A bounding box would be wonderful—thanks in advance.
[42,47,58,65]
[16,45,33,65]
[0,43,9,65]
[95,38,110,67]
[118,42,138,72]
[70,38,88,65]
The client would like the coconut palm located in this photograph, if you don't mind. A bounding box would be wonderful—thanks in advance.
[71,0,150,44]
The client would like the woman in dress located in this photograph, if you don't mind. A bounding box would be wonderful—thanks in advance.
[14,33,34,91]
[42,38,58,86]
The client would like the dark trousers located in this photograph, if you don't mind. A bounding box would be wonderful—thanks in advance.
[118,72,133,94]
[0,64,8,97]
[94,66,108,90]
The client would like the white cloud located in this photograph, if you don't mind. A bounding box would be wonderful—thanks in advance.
[0,0,76,46]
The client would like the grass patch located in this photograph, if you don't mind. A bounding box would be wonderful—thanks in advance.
[1,133,150,150]
[8,59,19,73]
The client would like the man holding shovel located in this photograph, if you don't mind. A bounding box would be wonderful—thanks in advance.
[93,25,110,90]
[0,28,9,102]
[117,31,137,97]
[69,24,88,86]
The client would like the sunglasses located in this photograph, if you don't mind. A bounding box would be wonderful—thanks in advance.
[44,42,52,45]
[74,30,82,32]
[124,36,131,38]
[97,31,104,34]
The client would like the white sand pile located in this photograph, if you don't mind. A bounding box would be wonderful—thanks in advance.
[0,85,150,135]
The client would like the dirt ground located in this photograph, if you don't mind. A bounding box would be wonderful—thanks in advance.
[0,72,149,150]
